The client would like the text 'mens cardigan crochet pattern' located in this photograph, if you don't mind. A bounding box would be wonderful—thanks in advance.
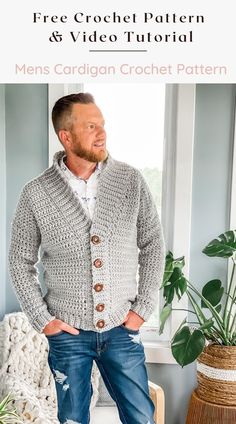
[8,151,165,333]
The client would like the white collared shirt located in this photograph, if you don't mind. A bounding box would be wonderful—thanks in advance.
[59,155,105,220]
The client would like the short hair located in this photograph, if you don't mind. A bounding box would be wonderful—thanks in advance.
[52,92,95,135]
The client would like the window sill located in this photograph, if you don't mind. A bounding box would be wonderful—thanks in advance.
[143,341,177,364]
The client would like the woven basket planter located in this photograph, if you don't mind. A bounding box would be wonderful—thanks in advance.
[197,344,236,406]
[186,344,236,424]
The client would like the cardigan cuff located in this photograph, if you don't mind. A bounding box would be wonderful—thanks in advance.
[130,301,154,322]
[30,310,56,333]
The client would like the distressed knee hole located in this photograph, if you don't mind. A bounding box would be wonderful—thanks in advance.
[53,369,70,391]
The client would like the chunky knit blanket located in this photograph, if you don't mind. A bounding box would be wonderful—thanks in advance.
[0,312,100,424]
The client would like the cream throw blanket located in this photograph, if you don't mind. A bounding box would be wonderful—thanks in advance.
[0,312,100,424]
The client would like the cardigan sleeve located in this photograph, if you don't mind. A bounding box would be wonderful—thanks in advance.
[8,185,55,333]
[130,172,166,321]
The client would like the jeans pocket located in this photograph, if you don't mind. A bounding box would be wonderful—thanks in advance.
[45,330,64,339]
[120,324,140,334]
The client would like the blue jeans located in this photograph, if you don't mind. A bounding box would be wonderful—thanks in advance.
[46,324,155,424]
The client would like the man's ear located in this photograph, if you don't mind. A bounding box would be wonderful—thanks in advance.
[58,129,72,148]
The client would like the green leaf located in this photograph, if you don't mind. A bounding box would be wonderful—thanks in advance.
[198,318,214,331]
[159,305,172,334]
[161,251,174,287]
[0,393,23,423]
[163,283,175,304]
[176,275,187,300]
[215,304,222,313]
[201,279,224,308]
[173,255,185,270]
[163,266,187,304]
[161,251,185,288]
[171,326,205,367]
[202,230,236,258]
[0,393,12,410]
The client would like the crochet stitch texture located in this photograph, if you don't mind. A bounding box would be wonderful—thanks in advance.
[8,151,165,333]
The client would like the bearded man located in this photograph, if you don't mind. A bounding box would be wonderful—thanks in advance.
[9,92,165,424]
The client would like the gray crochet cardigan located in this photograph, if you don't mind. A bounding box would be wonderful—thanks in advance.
[8,151,165,333]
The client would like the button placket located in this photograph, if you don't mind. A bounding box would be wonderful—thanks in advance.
[90,230,106,329]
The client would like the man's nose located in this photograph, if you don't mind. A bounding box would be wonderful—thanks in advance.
[97,126,106,137]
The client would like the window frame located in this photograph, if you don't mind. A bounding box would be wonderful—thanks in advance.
[48,83,196,364]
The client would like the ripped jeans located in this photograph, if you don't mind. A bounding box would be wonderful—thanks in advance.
[46,324,155,424]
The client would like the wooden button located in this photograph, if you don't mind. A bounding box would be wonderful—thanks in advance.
[96,320,105,328]
[94,259,103,268]
[94,283,104,292]
[91,235,100,245]
[96,303,105,312]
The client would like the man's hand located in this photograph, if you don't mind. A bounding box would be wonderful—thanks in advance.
[43,319,80,336]
[122,310,145,331]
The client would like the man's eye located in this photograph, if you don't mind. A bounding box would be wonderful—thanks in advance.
[88,124,95,130]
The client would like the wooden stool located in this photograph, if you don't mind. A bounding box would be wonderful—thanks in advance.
[186,390,236,424]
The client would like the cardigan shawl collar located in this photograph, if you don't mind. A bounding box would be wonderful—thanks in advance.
[39,150,133,240]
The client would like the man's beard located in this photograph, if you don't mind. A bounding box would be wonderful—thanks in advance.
[71,138,108,163]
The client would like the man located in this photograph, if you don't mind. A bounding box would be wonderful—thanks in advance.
[8,92,165,424]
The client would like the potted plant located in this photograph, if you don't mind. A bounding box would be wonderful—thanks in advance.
[160,229,236,422]
[0,393,22,424]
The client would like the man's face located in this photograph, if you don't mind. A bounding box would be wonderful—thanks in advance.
[66,102,107,162]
